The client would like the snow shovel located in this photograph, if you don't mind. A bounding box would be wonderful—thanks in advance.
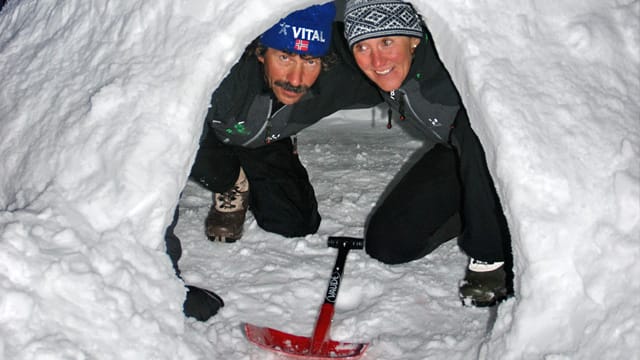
[244,236,368,359]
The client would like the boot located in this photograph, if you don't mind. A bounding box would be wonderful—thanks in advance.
[459,258,509,307]
[205,168,249,243]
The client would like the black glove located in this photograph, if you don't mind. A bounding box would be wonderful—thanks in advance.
[183,285,224,321]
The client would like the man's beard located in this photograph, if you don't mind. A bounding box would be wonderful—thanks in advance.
[273,80,309,95]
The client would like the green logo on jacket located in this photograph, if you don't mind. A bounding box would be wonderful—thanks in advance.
[225,122,249,135]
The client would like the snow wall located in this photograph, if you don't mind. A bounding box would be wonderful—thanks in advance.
[0,0,638,359]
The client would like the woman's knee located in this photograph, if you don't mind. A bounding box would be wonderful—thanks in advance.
[365,218,415,265]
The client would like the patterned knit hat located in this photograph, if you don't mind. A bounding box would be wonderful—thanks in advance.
[260,2,336,57]
[344,0,423,47]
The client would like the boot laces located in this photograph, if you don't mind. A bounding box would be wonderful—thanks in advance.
[215,186,244,211]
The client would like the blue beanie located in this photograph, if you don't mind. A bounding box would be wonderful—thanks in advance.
[260,2,336,57]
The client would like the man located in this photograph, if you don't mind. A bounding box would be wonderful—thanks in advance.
[168,2,381,321]
[191,2,380,243]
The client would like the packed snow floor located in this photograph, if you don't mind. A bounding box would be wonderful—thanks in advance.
[175,113,496,359]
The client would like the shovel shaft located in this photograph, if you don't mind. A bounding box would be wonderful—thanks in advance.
[309,303,335,354]
[310,237,357,354]
[324,246,349,305]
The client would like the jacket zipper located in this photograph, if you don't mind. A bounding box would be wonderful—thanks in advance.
[387,89,406,129]
[389,89,444,141]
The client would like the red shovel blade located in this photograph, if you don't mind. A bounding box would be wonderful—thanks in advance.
[244,323,368,359]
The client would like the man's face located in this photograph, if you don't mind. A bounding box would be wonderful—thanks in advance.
[258,48,323,105]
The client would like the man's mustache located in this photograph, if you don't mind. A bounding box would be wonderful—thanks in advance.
[274,80,309,94]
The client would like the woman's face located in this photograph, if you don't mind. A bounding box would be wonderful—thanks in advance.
[352,36,421,92]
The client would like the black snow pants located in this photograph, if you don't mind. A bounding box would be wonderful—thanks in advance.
[365,110,511,265]
[190,132,321,238]
[164,132,321,274]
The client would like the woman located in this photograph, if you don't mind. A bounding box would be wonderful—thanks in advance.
[343,0,513,307]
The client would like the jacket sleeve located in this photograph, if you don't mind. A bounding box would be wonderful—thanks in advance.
[203,56,276,147]
[204,58,256,127]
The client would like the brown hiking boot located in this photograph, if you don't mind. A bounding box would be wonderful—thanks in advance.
[459,258,509,307]
[206,168,249,243]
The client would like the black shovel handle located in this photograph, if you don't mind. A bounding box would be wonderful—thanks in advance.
[309,236,364,354]
[324,237,364,304]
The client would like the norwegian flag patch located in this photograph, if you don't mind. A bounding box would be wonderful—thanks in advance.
[294,39,309,52]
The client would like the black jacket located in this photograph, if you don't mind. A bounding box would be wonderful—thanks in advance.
[380,26,464,145]
[205,24,382,148]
